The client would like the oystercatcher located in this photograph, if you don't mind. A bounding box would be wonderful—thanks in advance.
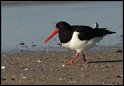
[44,21,115,64]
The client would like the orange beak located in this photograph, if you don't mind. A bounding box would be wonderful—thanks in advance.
[44,28,59,43]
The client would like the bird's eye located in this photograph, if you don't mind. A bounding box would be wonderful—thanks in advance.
[59,24,63,27]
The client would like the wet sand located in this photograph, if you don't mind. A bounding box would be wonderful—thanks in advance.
[1,46,123,85]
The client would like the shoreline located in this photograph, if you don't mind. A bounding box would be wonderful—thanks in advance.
[1,44,123,55]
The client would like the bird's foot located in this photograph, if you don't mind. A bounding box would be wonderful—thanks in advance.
[80,60,88,64]
[67,61,73,65]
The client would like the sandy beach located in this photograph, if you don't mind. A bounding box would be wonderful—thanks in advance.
[1,46,123,85]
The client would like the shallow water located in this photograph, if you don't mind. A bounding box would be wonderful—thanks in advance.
[2,1,123,52]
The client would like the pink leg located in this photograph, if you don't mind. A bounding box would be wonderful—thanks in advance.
[67,52,80,65]
[80,53,88,64]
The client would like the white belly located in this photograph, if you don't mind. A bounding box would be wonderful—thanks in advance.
[62,32,103,52]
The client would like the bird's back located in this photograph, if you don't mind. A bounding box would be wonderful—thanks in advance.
[71,26,115,41]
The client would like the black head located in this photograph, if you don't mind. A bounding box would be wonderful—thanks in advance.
[44,21,71,43]
[56,21,71,31]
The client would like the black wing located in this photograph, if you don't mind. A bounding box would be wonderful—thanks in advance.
[72,26,115,40]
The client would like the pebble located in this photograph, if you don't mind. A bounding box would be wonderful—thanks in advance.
[1,77,6,80]
[98,57,100,59]
[1,66,5,69]
[50,69,54,71]
[37,60,41,63]
[20,74,27,79]
[20,42,25,45]
[20,74,24,76]
[102,82,117,85]
[115,50,122,53]
[11,78,15,80]
[117,74,123,78]
[21,76,27,79]
[32,45,36,47]
[58,78,63,81]
[80,68,84,70]
[24,68,28,71]
[81,74,84,78]
[62,64,65,67]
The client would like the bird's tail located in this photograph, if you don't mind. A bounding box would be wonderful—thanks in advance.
[93,22,116,36]
[94,28,116,37]
[107,30,116,34]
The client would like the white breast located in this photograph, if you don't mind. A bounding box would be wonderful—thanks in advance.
[62,31,103,52]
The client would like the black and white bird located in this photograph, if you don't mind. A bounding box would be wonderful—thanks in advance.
[44,21,115,64]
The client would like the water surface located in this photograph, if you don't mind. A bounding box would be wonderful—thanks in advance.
[2,1,123,52]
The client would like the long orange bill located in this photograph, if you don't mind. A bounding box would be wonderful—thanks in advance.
[44,28,59,43]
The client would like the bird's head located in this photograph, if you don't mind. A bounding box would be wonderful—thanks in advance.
[44,21,70,43]
[56,21,71,31]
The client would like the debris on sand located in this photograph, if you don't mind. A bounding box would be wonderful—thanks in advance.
[115,50,123,53]
[37,60,42,63]
[62,64,65,67]
[20,42,25,45]
[1,77,6,81]
[117,74,123,78]
[20,74,27,79]
[24,68,28,71]
[1,66,5,69]
[32,45,37,47]
[1,48,123,85]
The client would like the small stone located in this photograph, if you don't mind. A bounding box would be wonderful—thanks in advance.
[11,78,15,80]
[70,77,73,79]
[102,82,115,85]
[81,74,84,78]
[37,60,41,62]
[20,74,27,79]
[21,76,27,79]
[1,66,5,69]
[98,57,100,59]
[1,77,6,80]
[20,42,25,45]
[81,68,83,70]
[50,69,54,71]
[20,74,24,76]
[62,64,65,67]
[115,50,122,53]
[117,74,123,78]
[32,45,36,47]
[24,68,28,70]
[58,78,63,81]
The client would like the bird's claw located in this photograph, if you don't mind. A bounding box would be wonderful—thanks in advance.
[67,61,73,65]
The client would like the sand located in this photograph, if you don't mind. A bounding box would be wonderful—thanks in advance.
[1,46,123,85]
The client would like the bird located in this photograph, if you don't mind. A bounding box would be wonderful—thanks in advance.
[44,21,116,64]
